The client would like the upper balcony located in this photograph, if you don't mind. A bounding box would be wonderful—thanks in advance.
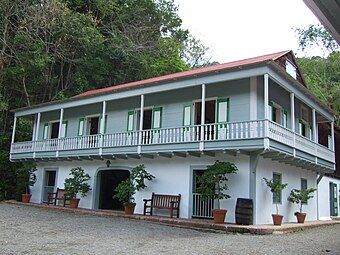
[9,51,336,172]
[10,119,335,170]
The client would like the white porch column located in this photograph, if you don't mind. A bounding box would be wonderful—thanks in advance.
[33,112,41,158]
[312,109,317,163]
[263,74,269,149]
[56,108,64,157]
[100,101,106,134]
[35,112,41,141]
[290,92,296,157]
[331,121,335,151]
[32,115,37,141]
[200,84,206,151]
[137,94,144,154]
[312,109,317,142]
[57,108,64,138]
[11,116,17,144]
[99,101,106,156]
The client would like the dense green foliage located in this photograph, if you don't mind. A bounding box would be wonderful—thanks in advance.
[297,52,340,125]
[64,167,91,198]
[196,161,238,209]
[0,0,210,200]
[113,164,155,205]
[288,188,316,214]
[295,24,339,125]
[263,177,288,215]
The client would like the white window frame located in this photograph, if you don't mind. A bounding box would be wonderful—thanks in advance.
[286,60,297,79]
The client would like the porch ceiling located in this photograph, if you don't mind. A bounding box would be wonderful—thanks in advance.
[262,150,332,173]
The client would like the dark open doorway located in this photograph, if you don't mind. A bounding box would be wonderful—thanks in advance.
[194,100,216,125]
[98,170,130,210]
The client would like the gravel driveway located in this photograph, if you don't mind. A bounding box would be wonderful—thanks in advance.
[0,203,339,255]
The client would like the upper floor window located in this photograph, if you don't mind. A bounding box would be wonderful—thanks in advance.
[43,121,67,139]
[286,60,297,79]
[269,101,288,128]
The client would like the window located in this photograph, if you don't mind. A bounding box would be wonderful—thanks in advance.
[286,60,297,79]
[273,173,282,204]
[301,178,307,204]
[269,101,287,127]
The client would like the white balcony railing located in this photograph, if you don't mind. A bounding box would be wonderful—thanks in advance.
[10,120,335,163]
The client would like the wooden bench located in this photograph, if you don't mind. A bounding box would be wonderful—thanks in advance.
[143,193,181,218]
[47,188,70,207]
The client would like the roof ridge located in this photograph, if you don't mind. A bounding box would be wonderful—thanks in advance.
[74,50,292,98]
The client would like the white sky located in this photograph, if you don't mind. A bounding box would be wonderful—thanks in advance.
[174,0,322,63]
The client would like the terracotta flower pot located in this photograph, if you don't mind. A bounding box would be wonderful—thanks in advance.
[22,194,32,203]
[295,212,306,223]
[124,203,136,215]
[272,214,283,226]
[212,209,227,224]
[70,198,80,208]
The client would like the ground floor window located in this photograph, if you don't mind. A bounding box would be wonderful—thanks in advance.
[301,178,308,204]
[272,172,282,204]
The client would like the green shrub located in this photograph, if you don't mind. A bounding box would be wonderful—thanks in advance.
[64,167,91,198]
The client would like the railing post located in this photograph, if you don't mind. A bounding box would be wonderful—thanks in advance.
[200,84,206,151]
[290,92,296,157]
[138,94,144,154]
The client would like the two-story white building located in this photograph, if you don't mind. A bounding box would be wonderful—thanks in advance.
[10,50,337,224]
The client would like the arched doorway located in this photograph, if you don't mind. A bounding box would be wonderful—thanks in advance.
[97,170,130,210]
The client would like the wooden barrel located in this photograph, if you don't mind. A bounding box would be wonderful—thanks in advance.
[235,198,253,225]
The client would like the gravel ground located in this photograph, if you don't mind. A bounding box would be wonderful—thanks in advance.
[0,203,339,255]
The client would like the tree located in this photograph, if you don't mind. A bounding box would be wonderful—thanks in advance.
[0,0,211,200]
[295,24,339,54]
[295,24,339,125]
[196,161,238,209]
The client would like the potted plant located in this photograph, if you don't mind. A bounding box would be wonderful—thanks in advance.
[64,167,91,208]
[114,164,155,215]
[197,160,238,224]
[16,165,37,203]
[288,188,316,223]
[263,177,288,225]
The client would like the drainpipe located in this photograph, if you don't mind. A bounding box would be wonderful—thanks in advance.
[316,173,324,220]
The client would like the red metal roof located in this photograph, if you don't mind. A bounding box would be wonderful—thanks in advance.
[74,50,291,98]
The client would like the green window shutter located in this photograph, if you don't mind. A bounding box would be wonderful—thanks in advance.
[61,121,68,138]
[127,111,135,131]
[78,118,85,136]
[43,123,49,140]
[299,120,306,137]
[217,98,229,123]
[104,115,107,134]
[183,104,192,126]
[152,107,162,129]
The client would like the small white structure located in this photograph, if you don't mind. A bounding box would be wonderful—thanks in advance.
[10,51,337,224]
